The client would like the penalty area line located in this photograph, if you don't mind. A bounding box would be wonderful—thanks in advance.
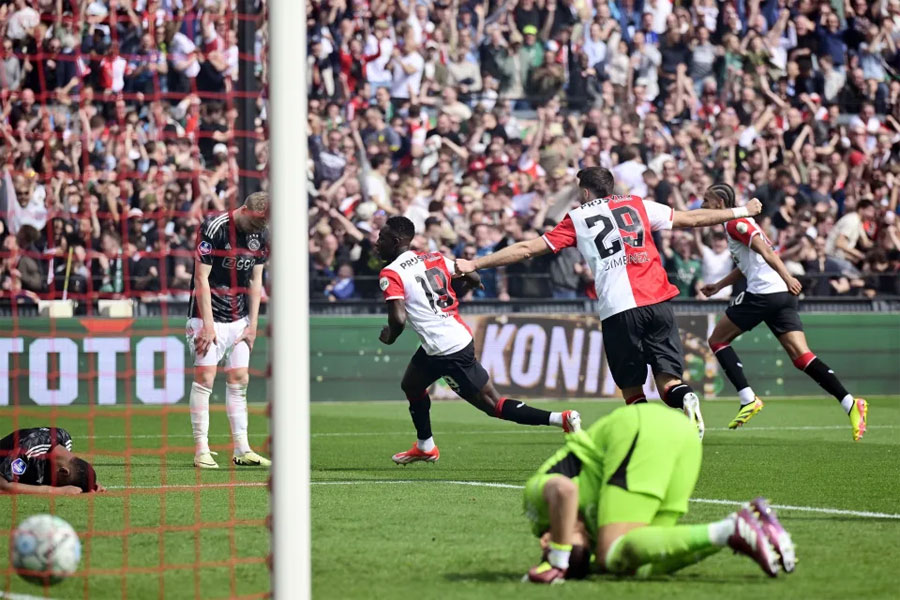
[310,479,900,520]
[0,592,59,600]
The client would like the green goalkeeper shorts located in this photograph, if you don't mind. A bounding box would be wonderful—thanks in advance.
[523,403,702,539]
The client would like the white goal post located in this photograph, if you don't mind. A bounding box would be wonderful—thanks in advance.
[269,0,310,598]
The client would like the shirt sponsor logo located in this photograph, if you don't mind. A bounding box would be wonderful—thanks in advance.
[379,277,390,291]
[11,458,27,476]
[198,241,212,256]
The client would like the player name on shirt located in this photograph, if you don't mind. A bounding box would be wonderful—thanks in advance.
[380,250,472,357]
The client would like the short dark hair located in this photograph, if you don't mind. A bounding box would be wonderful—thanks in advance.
[424,216,441,229]
[705,183,736,208]
[576,167,615,198]
[857,199,875,211]
[68,457,97,492]
[385,216,416,242]
[370,154,390,170]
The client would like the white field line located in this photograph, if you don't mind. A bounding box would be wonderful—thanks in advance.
[89,479,900,519]
[106,482,266,490]
[308,479,900,520]
[0,592,57,600]
[65,424,897,440]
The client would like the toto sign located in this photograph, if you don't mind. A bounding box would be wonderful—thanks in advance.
[0,336,185,406]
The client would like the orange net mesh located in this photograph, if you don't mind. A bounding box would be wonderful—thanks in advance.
[1,1,271,598]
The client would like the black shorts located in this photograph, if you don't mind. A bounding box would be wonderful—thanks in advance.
[404,342,489,402]
[725,291,804,336]
[601,302,685,389]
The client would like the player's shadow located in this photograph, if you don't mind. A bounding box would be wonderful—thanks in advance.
[444,572,774,585]
[443,571,524,584]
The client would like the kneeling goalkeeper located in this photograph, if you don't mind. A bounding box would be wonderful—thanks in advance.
[523,403,796,582]
[0,427,103,494]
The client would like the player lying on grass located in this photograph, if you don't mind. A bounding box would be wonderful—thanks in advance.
[523,403,796,583]
[376,216,582,465]
[0,427,104,494]
[456,166,766,440]
[700,184,868,440]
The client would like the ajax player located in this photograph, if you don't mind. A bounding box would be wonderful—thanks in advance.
[457,167,764,438]
[376,216,582,465]
[0,427,103,494]
[521,403,796,583]
[700,184,868,440]
[188,192,271,468]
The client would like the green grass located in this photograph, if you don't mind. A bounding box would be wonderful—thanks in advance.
[2,397,898,599]
[0,406,271,600]
[310,397,900,600]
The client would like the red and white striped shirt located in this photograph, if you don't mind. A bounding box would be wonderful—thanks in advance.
[543,195,678,321]
[380,251,472,356]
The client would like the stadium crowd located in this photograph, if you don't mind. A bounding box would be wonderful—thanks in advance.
[0,0,899,307]
[0,0,265,308]
[307,0,900,301]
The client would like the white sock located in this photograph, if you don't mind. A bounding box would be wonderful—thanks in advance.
[547,543,571,569]
[226,382,251,454]
[738,387,756,406]
[840,394,854,414]
[548,412,563,426]
[708,515,736,547]
[417,437,435,452]
[190,382,212,454]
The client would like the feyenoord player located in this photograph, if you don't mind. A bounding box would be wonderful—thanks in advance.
[0,427,104,494]
[521,404,795,583]
[456,167,764,439]
[376,216,582,465]
[188,192,271,468]
[700,183,868,440]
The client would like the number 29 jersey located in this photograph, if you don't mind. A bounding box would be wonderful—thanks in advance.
[543,195,679,321]
[380,250,473,356]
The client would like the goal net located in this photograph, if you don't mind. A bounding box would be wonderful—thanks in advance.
[0,1,280,598]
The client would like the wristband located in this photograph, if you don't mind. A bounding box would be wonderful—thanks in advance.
[731,207,749,219]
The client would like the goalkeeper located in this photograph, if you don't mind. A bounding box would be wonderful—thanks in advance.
[523,403,795,583]
[0,427,103,494]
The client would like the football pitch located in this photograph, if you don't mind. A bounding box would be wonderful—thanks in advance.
[1,397,898,599]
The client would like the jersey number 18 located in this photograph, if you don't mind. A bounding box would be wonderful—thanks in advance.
[415,267,454,313]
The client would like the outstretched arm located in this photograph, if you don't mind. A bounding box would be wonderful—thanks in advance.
[750,235,802,295]
[672,199,762,229]
[457,237,551,272]
[379,299,407,344]
[700,267,743,297]
[0,480,83,495]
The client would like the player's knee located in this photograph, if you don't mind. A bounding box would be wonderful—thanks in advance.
[194,369,216,389]
[543,475,577,504]
[400,379,423,400]
[225,370,249,386]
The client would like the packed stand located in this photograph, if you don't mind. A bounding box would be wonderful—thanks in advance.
[0,0,268,311]
[307,0,900,301]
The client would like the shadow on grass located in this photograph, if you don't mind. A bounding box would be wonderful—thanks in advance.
[444,571,773,586]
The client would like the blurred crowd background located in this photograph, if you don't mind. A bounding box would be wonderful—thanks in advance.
[307,0,900,302]
[0,0,266,310]
[1,1,898,309]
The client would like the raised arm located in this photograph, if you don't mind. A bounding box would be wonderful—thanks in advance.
[457,236,551,272]
[672,199,763,228]
[749,235,802,295]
